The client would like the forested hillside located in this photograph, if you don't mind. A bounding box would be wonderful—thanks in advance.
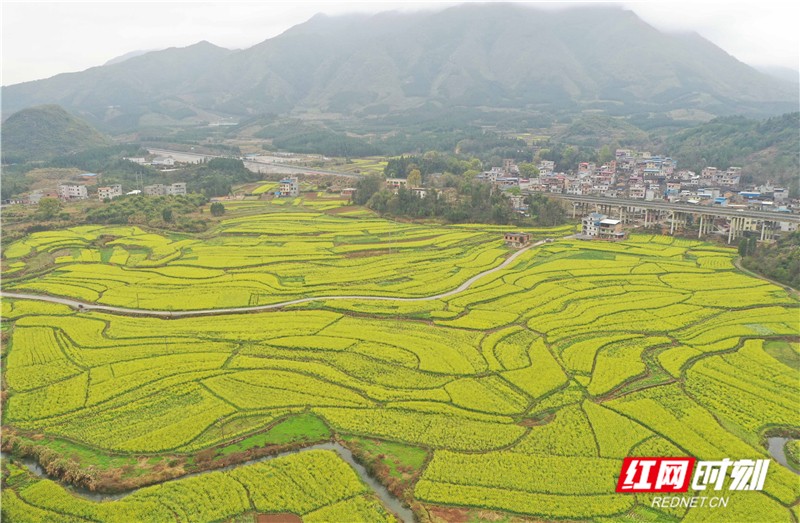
[663,113,800,191]
[1,105,111,163]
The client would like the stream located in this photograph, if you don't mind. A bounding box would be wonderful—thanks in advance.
[4,437,796,522]
[1,442,416,523]
[767,437,799,475]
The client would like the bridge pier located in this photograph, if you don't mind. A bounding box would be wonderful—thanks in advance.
[760,220,775,242]
[728,216,739,244]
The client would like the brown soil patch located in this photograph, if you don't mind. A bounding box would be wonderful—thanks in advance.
[429,506,471,523]
[518,412,555,427]
[343,249,394,258]
[256,514,302,523]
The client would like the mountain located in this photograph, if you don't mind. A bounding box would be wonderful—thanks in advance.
[104,49,159,66]
[1,104,112,162]
[753,65,799,85]
[2,4,797,132]
[2,41,234,133]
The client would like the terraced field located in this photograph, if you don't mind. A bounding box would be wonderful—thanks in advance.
[1,210,571,310]
[2,207,798,522]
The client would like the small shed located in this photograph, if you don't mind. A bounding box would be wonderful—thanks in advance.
[504,232,531,248]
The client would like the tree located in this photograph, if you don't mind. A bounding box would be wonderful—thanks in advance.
[210,202,225,216]
[738,238,749,257]
[407,169,422,188]
[518,162,540,178]
[162,208,173,223]
[36,198,62,220]
[353,175,383,205]
[561,146,578,171]
[598,145,614,164]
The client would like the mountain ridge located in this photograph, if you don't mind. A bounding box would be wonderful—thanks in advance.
[2,4,797,132]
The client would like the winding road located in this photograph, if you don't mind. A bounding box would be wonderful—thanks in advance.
[2,238,552,318]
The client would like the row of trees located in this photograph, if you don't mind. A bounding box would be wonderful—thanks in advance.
[85,194,210,231]
[353,175,565,226]
[740,231,800,289]
[383,154,482,179]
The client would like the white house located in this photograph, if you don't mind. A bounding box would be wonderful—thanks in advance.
[98,185,123,201]
[58,184,88,200]
[582,212,625,239]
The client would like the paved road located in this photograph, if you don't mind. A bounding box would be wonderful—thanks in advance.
[2,240,548,318]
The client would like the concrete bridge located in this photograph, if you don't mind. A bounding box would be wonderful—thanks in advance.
[552,194,799,243]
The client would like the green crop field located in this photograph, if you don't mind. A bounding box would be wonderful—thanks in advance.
[1,208,798,522]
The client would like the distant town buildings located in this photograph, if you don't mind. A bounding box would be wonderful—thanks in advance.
[460,147,790,217]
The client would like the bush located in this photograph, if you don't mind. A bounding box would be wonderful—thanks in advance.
[210,202,225,216]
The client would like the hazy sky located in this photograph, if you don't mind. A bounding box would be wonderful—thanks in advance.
[2,1,798,86]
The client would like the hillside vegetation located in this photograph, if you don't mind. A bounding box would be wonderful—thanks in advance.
[1,105,111,163]
[663,113,800,191]
[741,231,800,289]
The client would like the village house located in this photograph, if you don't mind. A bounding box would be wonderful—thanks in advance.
[166,182,187,196]
[507,194,527,212]
[502,159,519,175]
[142,182,188,197]
[581,212,626,240]
[538,160,555,174]
[628,184,646,199]
[57,184,88,200]
[278,176,299,197]
[504,232,531,248]
[97,184,123,201]
[385,178,408,190]
[410,187,428,199]
[151,156,176,167]
[144,184,166,196]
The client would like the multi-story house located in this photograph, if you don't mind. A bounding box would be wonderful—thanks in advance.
[97,185,123,201]
[58,184,88,200]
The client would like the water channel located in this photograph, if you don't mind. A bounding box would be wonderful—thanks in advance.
[1,442,416,523]
[766,437,799,475]
[5,437,797,522]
